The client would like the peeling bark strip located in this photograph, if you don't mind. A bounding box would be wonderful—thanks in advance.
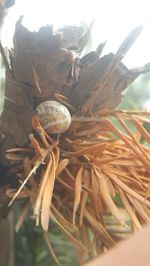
[0,18,150,165]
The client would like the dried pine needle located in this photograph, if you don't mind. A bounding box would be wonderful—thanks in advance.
[6,111,150,261]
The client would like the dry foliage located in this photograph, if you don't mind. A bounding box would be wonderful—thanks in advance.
[6,110,150,262]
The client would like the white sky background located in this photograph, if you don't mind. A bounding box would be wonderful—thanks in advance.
[1,0,150,68]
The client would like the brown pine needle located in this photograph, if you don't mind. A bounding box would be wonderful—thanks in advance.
[73,167,83,224]
[52,205,78,233]
[94,166,128,227]
[56,159,69,176]
[29,134,43,156]
[115,114,150,165]
[32,116,53,147]
[119,189,142,231]
[131,115,150,144]
[90,168,102,219]
[8,158,43,206]
[127,195,150,223]
[34,157,52,224]
[41,151,57,231]
[79,191,88,227]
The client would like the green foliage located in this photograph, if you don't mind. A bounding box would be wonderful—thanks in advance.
[113,195,124,208]
[118,72,150,110]
[15,213,79,266]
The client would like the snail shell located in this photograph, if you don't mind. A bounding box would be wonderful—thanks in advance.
[35,100,71,134]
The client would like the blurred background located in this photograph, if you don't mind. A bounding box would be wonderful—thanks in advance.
[1,0,150,68]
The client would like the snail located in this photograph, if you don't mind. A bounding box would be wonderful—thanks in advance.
[35,100,72,134]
